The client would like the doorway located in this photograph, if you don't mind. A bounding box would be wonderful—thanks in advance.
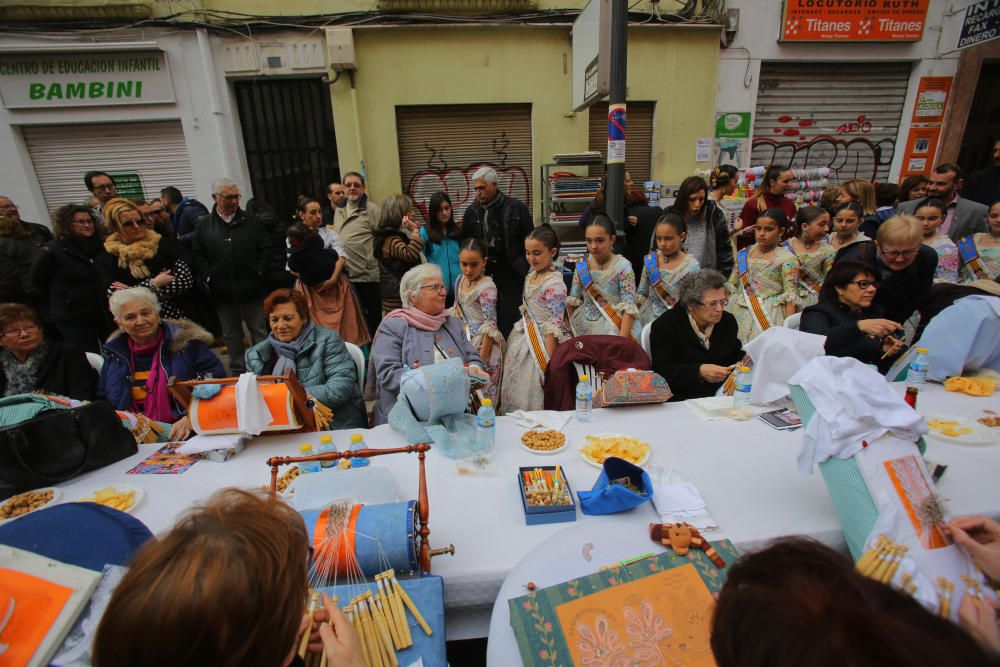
[233,77,339,217]
[957,61,1000,175]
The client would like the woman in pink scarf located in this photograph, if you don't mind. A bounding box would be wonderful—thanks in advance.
[369,264,488,425]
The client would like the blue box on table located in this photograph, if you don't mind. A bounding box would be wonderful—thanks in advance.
[518,466,576,526]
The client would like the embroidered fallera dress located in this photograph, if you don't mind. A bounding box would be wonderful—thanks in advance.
[727,244,799,343]
[566,254,642,339]
[785,240,835,309]
[961,233,1000,282]
[500,270,570,414]
[294,227,371,346]
[453,275,505,405]
[925,234,959,284]
[636,252,701,324]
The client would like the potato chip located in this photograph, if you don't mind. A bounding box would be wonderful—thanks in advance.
[83,486,136,512]
[580,434,650,465]
[944,376,996,397]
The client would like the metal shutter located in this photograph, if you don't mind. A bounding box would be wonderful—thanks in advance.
[588,101,655,184]
[751,62,911,185]
[21,120,196,218]
[396,104,532,226]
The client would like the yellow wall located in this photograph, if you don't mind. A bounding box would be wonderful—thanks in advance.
[328,24,718,218]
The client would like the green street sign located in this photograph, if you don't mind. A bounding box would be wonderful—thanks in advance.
[715,112,752,139]
[108,171,145,201]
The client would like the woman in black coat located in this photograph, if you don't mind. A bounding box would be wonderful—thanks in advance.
[31,204,113,353]
[649,268,744,400]
[800,260,905,372]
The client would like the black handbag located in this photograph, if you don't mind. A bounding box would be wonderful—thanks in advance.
[0,401,137,500]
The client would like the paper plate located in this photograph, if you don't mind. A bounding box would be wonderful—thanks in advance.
[0,486,60,523]
[519,428,570,455]
[78,485,145,514]
[924,415,999,447]
[579,432,651,468]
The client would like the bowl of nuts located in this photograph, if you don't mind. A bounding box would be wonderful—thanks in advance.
[519,428,568,455]
[0,487,59,522]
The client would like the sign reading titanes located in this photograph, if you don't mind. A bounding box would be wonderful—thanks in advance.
[0,50,174,109]
[780,0,930,42]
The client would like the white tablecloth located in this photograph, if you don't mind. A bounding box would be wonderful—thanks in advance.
[47,384,1000,641]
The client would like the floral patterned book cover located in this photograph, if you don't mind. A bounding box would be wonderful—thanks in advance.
[508,540,740,666]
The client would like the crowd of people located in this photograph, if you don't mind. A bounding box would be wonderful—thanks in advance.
[1,151,998,431]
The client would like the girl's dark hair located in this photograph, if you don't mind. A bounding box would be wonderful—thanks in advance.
[833,201,864,218]
[710,165,738,190]
[795,206,827,233]
[526,223,560,258]
[758,208,789,230]
[914,197,948,217]
[898,174,930,202]
[426,190,458,244]
[674,176,710,219]
[295,197,319,215]
[585,214,617,238]
[286,221,312,245]
[819,260,876,302]
[656,212,687,236]
[459,237,488,258]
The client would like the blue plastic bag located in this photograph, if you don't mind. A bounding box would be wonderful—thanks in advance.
[577,456,653,515]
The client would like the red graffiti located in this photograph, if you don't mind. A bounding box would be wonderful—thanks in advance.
[798,119,815,127]
[836,115,873,135]
[778,115,793,123]
[406,162,530,226]
[783,128,801,137]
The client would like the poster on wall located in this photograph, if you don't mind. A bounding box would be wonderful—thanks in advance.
[714,111,751,169]
[911,77,953,124]
[780,0,930,42]
[899,126,942,178]
[957,0,1000,50]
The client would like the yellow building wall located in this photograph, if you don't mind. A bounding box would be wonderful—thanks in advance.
[328,24,718,218]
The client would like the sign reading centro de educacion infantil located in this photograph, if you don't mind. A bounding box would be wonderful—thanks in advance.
[781,0,931,42]
[0,50,174,109]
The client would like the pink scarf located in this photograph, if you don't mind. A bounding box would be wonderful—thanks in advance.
[382,307,448,332]
[127,328,174,422]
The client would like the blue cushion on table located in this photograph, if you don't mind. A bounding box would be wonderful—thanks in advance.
[0,502,153,571]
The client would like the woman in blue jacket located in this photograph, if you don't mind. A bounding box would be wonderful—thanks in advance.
[419,191,461,306]
[98,286,225,440]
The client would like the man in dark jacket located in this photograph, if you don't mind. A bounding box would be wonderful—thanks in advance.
[191,178,271,374]
[161,186,210,248]
[0,196,52,248]
[461,166,534,336]
[960,138,1000,208]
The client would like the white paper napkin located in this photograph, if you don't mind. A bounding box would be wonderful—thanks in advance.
[235,372,273,436]
[176,433,244,455]
[504,410,572,431]
[648,466,718,531]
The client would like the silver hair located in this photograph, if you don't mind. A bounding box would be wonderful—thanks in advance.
[379,194,414,230]
[109,286,161,320]
[399,264,443,308]
[211,177,238,195]
[471,166,497,185]
[679,269,730,307]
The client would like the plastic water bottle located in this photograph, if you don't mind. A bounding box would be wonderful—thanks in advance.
[476,398,496,450]
[576,374,593,423]
[733,366,752,409]
[317,434,336,470]
[907,348,929,388]
[349,433,370,468]
[298,444,321,474]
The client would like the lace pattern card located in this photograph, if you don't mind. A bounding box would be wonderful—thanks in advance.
[884,455,949,549]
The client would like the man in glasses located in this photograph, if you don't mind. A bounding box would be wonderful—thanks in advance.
[160,186,209,248]
[138,199,174,237]
[191,178,271,374]
[0,196,52,248]
[83,170,118,223]
[834,215,937,327]
[332,171,381,337]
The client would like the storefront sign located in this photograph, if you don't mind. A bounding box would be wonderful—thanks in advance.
[899,126,942,178]
[108,171,145,201]
[911,77,953,124]
[780,0,930,42]
[714,112,752,139]
[957,0,1000,50]
[0,50,174,109]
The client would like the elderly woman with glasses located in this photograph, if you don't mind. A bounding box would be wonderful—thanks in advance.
[97,197,195,321]
[801,260,905,371]
[99,287,225,441]
[0,303,97,400]
[649,269,744,400]
[369,264,488,425]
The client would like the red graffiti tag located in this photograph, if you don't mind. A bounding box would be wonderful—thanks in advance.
[836,115,873,135]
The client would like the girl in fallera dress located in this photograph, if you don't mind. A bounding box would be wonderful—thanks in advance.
[452,238,504,406]
[637,215,701,325]
[914,197,959,283]
[785,206,835,309]
[727,208,799,343]
[960,200,1000,282]
[827,202,870,252]
[500,225,570,414]
[566,215,642,339]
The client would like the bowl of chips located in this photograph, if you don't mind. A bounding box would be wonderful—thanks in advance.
[0,487,59,522]
[943,376,996,397]
[580,433,650,467]
[520,429,568,455]
[925,415,998,447]
[78,485,143,514]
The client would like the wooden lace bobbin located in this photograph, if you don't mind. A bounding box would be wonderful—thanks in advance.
[384,573,413,645]
[855,536,889,574]
[300,592,320,659]
[317,594,339,667]
[961,576,983,600]
[937,577,955,618]
[868,544,896,582]
[371,587,404,655]
[375,575,406,649]
[349,599,372,667]
[360,596,386,667]
[884,545,907,584]
[366,592,399,667]
[390,570,432,636]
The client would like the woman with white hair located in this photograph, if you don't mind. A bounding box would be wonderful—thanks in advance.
[98,286,225,440]
[369,264,488,425]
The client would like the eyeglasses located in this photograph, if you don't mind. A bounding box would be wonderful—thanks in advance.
[695,299,728,309]
[419,284,447,293]
[120,220,140,229]
[71,219,94,226]
[93,184,116,192]
[849,280,877,289]
[147,208,164,216]
[879,248,918,258]
[216,193,241,201]
[2,324,39,338]
[345,183,363,190]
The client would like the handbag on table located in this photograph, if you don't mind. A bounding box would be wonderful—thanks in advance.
[596,368,672,407]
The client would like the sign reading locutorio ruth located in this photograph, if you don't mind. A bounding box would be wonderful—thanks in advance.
[0,50,175,109]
